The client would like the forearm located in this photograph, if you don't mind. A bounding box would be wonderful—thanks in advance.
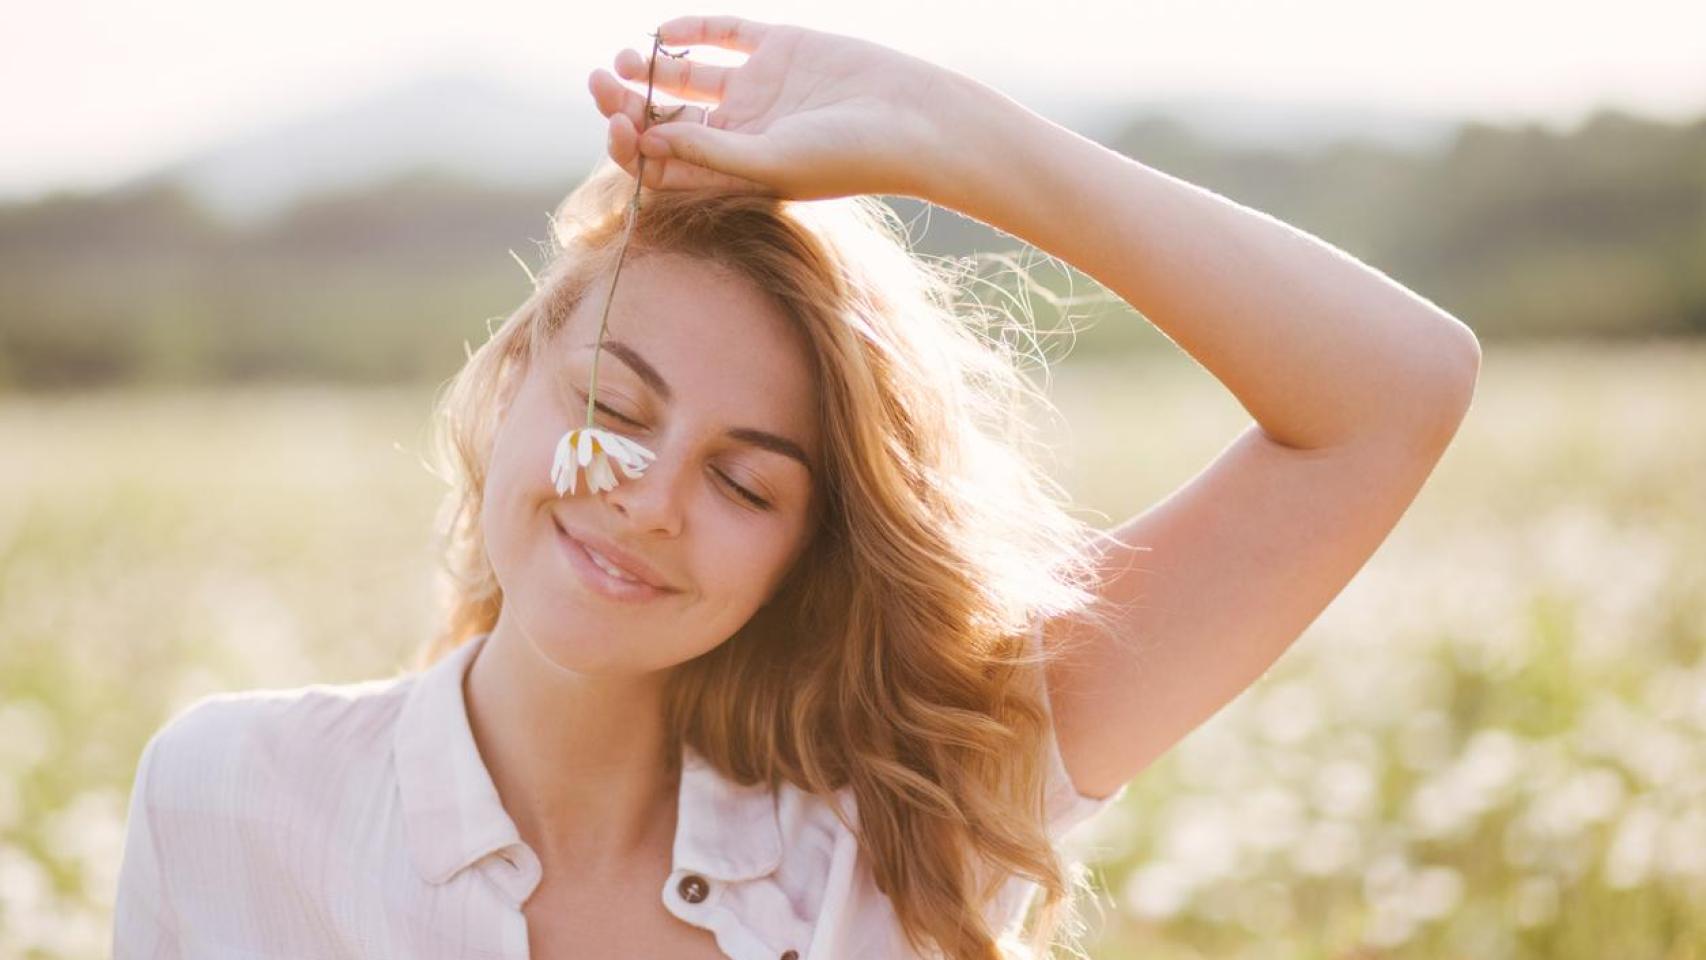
[917,72,1481,452]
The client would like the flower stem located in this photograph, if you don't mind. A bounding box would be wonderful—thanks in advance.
[585,28,671,428]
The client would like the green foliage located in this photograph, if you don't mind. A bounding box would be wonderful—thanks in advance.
[0,173,554,391]
[1095,110,1706,343]
[2,110,1702,392]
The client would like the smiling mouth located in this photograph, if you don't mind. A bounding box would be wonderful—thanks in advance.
[551,517,678,600]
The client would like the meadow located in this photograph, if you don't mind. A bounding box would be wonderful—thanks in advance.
[1,339,1701,958]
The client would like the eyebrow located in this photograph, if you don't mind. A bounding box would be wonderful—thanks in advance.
[593,338,815,476]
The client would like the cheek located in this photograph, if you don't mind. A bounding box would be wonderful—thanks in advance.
[482,419,556,558]
[698,513,807,605]
[478,459,523,571]
[492,391,565,495]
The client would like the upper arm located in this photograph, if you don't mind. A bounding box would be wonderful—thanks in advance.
[113,691,266,957]
[1042,382,1476,800]
[114,729,182,958]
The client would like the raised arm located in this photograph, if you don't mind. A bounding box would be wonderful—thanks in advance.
[589,14,1482,801]
[917,71,1481,799]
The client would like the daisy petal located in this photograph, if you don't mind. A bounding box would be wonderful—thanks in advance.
[603,432,657,466]
[551,430,573,484]
[591,453,617,492]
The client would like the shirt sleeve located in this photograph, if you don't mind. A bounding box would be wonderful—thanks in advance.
[113,729,182,959]
[1030,616,1129,840]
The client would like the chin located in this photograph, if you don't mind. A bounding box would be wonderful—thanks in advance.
[529,616,703,677]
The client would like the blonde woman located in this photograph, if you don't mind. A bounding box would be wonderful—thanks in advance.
[113,14,1481,960]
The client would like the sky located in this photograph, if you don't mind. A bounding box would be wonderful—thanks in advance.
[5,0,1704,201]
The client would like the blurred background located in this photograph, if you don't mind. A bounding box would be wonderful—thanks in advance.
[2,1,1703,957]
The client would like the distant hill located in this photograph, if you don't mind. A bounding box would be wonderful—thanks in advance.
[113,70,610,228]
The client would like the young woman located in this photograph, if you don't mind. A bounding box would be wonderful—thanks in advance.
[113,14,1481,960]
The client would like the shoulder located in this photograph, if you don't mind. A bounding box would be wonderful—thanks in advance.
[140,671,417,814]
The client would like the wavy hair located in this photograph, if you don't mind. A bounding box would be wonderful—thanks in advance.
[412,159,1125,960]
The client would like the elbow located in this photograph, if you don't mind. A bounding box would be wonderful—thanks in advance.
[1443,324,1483,412]
[1415,324,1482,451]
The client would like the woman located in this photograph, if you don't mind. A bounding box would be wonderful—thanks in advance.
[113,14,1481,960]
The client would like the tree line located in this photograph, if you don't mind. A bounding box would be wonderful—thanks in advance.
[0,107,1700,391]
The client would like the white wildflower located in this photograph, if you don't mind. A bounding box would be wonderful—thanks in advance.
[550,427,656,496]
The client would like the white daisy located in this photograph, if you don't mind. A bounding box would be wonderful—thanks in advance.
[550,426,657,496]
[549,52,671,503]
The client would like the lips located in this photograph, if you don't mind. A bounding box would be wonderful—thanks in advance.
[552,517,678,593]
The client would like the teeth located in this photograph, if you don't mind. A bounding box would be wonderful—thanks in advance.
[584,544,640,582]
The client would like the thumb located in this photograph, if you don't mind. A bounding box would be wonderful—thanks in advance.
[642,124,774,184]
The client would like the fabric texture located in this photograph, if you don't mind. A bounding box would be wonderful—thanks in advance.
[113,624,1127,958]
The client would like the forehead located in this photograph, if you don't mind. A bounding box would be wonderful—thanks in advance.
[557,252,820,453]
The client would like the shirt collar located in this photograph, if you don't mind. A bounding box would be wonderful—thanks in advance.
[392,631,782,886]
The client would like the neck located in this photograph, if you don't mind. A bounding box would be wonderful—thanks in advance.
[463,617,680,871]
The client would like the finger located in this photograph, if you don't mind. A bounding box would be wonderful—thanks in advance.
[639,139,747,192]
[638,121,776,189]
[605,111,761,196]
[606,112,639,170]
[607,107,719,178]
[653,15,770,53]
[637,127,776,196]
[591,66,718,138]
[614,47,731,104]
[587,67,649,131]
[643,101,717,132]
[647,157,775,197]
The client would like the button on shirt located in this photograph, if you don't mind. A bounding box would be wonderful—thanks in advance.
[113,627,1127,959]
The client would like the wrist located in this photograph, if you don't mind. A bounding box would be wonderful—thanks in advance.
[908,68,1042,219]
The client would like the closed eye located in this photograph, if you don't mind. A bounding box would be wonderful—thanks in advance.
[594,401,641,427]
[715,469,772,510]
[574,389,644,428]
[578,390,772,510]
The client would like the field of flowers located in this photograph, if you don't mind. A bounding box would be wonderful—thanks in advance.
[1,340,1701,958]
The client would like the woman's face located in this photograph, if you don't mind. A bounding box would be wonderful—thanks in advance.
[483,251,822,675]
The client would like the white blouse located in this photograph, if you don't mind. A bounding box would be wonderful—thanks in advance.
[113,627,1127,959]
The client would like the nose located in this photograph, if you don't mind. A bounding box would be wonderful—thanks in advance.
[600,441,686,537]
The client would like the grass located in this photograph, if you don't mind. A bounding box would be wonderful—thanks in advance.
[1,339,1701,958]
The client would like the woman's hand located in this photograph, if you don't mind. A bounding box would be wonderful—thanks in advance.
[586,15,965,202]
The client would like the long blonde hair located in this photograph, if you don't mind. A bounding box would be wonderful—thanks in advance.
[414,160,1124,959]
